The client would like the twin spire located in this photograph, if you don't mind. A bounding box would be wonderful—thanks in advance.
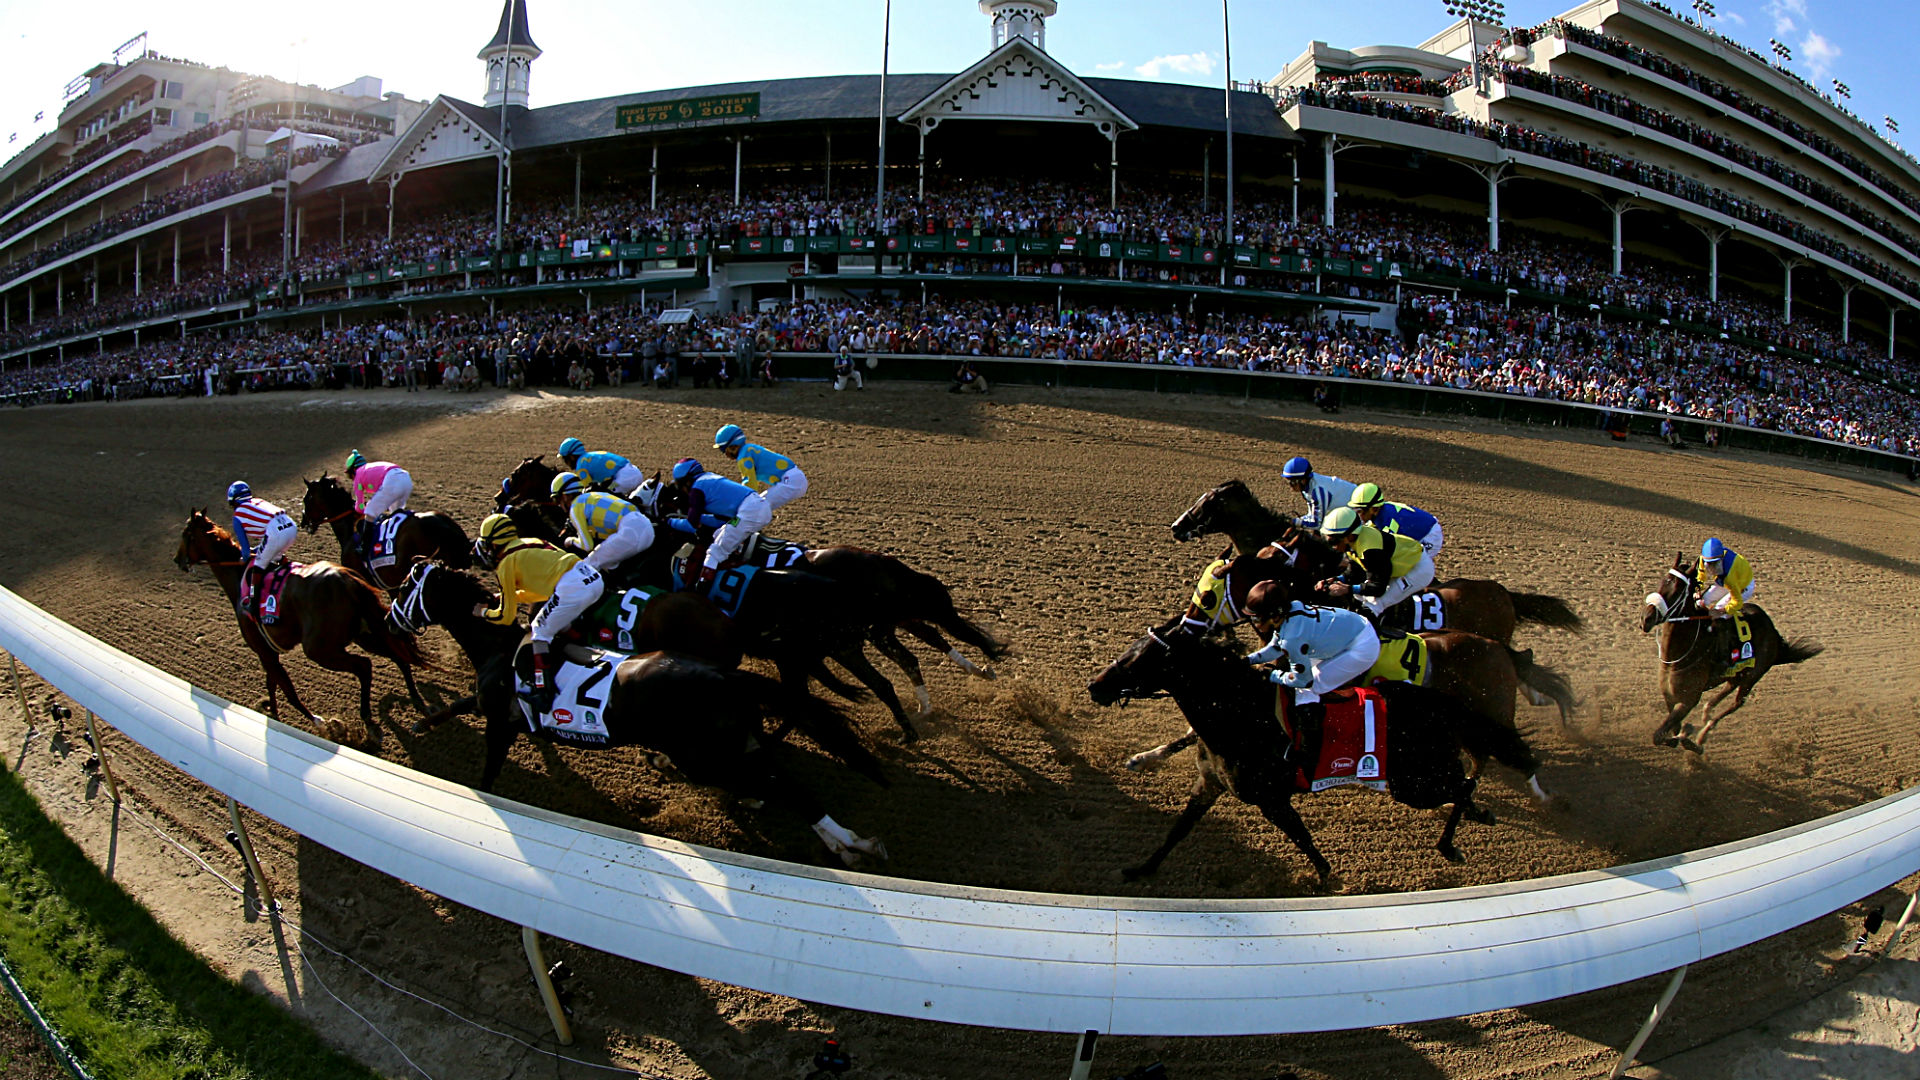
[478,0,541,109]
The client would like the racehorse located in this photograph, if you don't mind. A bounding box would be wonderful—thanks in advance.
[504,453,1009,736]
[1088,626,1542,887]
[385,562,889,865]
[1170,479,1585,642]
[1641,553,1822,753]
[173,509,428,743]
[300,473,472,591]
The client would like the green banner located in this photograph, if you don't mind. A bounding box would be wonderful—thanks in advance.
[1124,241,1156,260]
[910,234,946,252]
[806,236,839,254]
[615,93,760,129]
[1325,256,1352,276]
[465,256,495,271]
[1018,237,1056,255]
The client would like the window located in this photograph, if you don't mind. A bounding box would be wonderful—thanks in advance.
[161,80,184,99]
[152,107,173,127]
[193,111,209,126]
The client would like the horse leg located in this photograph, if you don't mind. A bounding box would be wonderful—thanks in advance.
[414,694,476,734]
[1122,772,1224,881]
[478,712,519,793]
[811,814,889,867]
[392,655,430,716]
[1653,691,1701,747]
[869,628,931,718]
[1686,682,1753,754]
[1436,800,1471,864]
[1252,796,1335,888]
[1123,728,1198,771]
[832,647,917,744]
[901,620,996,679]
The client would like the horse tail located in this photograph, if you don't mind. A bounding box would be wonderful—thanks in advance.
[737,671,889,788]
[342,568,427,669]
[1506,646,1577,723]
[1510,592,1585,632]
[422,512,473,569]
[895,565,1008,660]
[1776,637,1824,666]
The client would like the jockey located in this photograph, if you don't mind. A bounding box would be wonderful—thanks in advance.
[1319,506,1431,619]
[1349,483,1442,593]
[344,449,413,558]
[1244,593,1381,747]
[227,481,298,624]
[473,512,587,715]
[667,457,772,591]
[1695,538,1755,618]
[714,423,808,513]
[550,472,657,579]
[557,437,645,497]
[1282,456,1356,532]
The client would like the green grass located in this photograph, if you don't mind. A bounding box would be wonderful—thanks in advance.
[0,766,388,1080]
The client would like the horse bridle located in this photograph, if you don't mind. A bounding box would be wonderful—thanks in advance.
[388,564,435,635]
[1649,567,1712,666]
[1112,628,1178,706]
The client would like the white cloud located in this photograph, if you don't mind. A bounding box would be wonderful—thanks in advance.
[1764,0,1806,35]
[1799,30,1840,80]
[1135,52,1216,79]
[1721,9,1747,26]
[1094,60,1126,71]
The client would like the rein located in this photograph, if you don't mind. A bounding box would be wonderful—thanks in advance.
[1652,568,1710,666]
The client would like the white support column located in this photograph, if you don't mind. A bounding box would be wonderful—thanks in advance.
[1840,283,1853,343]
[650,143,658,211]
[1707,230,1721,301]
[573,149,582,222]
[1108,133,1118,210]
[339,193,346,246]
[1067,1030,1101,1080]
[134,240,142,296]
[917,123,926,201]
[1473,162,1510,252]
[1782,258,1796,324]
[1323,136,1337,227]
[387,175,398,242]
[1892,306,1900,361]
[91,258,99,306]
[1291,149,1299,225]
[55,271,62,316]
[173,227,181,285]
[26,287,33,324]
[1611,204,1624,275]
[294,206,303,258]
[732,137,743,206]
[223,211,231,274]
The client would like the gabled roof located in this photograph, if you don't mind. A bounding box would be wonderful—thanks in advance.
[368,96,508,183]
[898,38,1137,133]
[480,0,540,57]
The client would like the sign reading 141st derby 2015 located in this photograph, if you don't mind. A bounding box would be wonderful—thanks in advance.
[616,93,761,129]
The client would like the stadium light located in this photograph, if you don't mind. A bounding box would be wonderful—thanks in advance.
[1691,0,1715,18]
[1833,79,1851,99]
[1443,0,1507,94]
[1769,38,1792,63]
[1887,116,1901,134]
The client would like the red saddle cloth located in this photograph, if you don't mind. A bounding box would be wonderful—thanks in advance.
[1278,686,1390,794]
[242,562,299,624]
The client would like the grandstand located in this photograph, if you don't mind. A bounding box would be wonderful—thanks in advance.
[0,0,1915,456]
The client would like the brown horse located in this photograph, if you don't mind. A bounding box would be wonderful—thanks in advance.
[173,509,428,742]
[1170,479,1585,643]
[300,473,471,591]
[1641,552,1822,753]
[1089,626,1543,886]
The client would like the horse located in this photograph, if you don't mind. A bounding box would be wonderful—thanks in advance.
[1088,626,1543,887]
[300,473,472,591]
[1641,553,1822,753]
[1170,479,1586,642]
[173,509,428,743]
[384,561,889,866]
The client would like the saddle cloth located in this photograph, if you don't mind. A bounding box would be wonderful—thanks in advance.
[1365,629,1431,688]
[1277,686,1390,794]
[668,546,761,618]
[241,562,298,625]
[1381,590,1447,633]
[740,532,807,569]
[367,511,412,569]
[1723,613,1755,676]
[578,585,669,652]
[515,649,619,745]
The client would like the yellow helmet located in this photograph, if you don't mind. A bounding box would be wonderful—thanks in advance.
[1348,483,1386,512]
[1320,506,1363,538]
[479,513,519,547]
[550,472,585,499]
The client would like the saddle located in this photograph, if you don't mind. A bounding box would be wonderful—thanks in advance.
[1378,590,1447,633]
[1277,686,1389,794]
[1364,628,1431,688]
[362,511,412,568]
[740,531,807,569]
[241,561,297,626]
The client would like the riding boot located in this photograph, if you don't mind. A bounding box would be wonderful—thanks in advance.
[238,565,260,622]
[526,642,556,722]
[1286,702,1327,770]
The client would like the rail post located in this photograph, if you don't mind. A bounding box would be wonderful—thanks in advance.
[521,926,574,1045]
[82,710,120,806]
[1066,1029,1100,1080]
[225,797,279,919]
[1607,964,1688,1079]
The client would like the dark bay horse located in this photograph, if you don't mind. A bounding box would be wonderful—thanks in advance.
[173,510,428,743]
[1088,627,1542,887]
[301,473,471,591]
[1170,479,1585,643]
[385,562,889,866]
[1641,553,1822,753]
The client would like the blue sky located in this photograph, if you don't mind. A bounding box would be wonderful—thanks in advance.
[0,0,1913,164]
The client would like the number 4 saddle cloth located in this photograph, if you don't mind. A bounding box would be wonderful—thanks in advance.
[1277,686,1390,794]
[515,647,621,746]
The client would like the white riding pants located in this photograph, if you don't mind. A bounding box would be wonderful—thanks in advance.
[584,515,656,572]
[1701,580,1755,615]
[762,468,808,512]
[704,493,774,569]
[834,370,864,391]
[1295,631,1383,705]
[609,462,645,495]
[363,470,413,521]
[252,514,298,568]
[1415,522,1443,556]
[1363,558,1438,617]
[530,563,605,644]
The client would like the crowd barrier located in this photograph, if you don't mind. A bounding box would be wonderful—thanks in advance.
[1,581,1916,1073]
[696,350,1920,475]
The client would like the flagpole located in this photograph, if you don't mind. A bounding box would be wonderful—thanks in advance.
[1223,0,1234,254]
[875,0,891,236]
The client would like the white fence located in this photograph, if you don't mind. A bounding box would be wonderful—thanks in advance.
[1,581,1915,1038]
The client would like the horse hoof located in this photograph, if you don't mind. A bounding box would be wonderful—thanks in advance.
[1465,805,1497,827]
[1680,738,1705,756]
[977,668,998,681]
[899,726,920,745]
[1123,753,1159,772]
[1439,844,1466,865]
[1657,735,1682,748]
[411,720,434,735]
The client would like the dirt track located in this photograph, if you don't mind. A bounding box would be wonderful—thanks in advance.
[0,379,1914,1079]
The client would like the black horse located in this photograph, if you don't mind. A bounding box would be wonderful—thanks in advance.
[1641,553,1822,753]
[385,562,890,865]
[301,473,471,591]
[1087,625,1541,887]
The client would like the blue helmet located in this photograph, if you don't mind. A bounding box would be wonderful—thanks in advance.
[558,437,586,465]
[1282,456,1312,479]
[225,481,252,506]
[671,457,704,483]
[1701,537,1727,565]
[714,424,746,452]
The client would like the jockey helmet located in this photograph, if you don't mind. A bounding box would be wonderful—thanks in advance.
[714,424,746,452]
[557,437,586,465]
[1282,456,1312,479]
[632,478,664,513]
[1701,537,1727,565]
[225,481,252,506]
[671,457,704,483]
[1320,506,1363,538]
[344,449,367,477]
[1349,483,1386,512]
[479,513,519,549]
[550,472,585,500]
